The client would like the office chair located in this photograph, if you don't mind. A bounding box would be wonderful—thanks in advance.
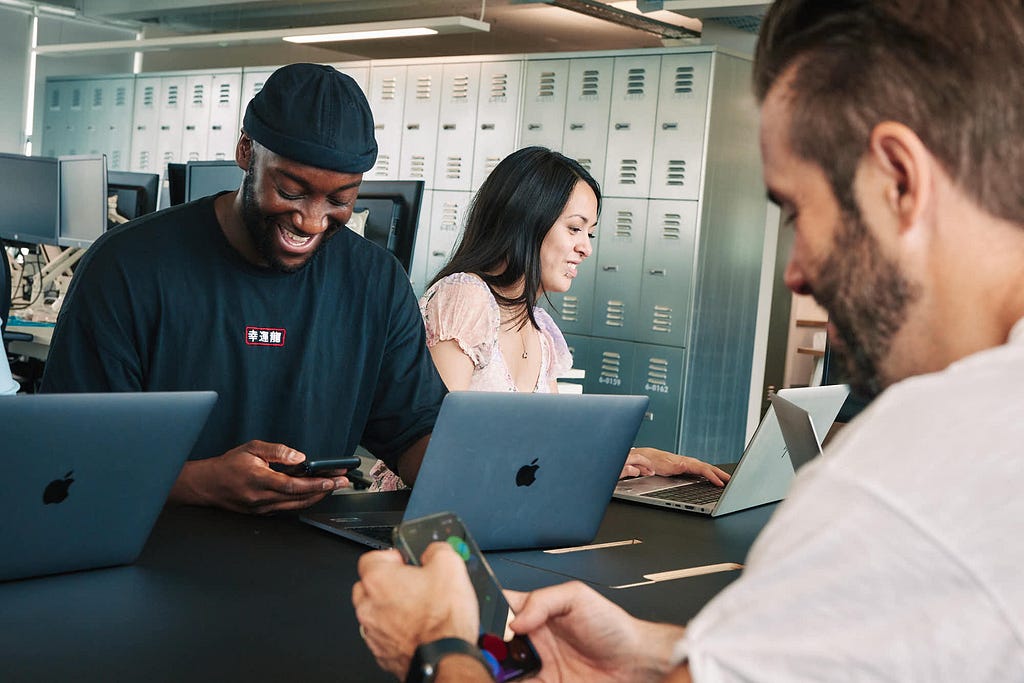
[2,238,33,348]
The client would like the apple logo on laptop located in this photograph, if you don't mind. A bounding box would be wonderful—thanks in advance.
[516,459,539,487]
[43,470,74,505]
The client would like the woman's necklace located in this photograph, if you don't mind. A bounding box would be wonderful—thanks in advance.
[520,328,529,359]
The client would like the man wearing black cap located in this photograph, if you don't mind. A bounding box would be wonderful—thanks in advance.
[42,63,447,514]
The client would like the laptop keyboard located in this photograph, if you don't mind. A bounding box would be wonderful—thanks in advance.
[647,481,723,505]
[344,524,395,547]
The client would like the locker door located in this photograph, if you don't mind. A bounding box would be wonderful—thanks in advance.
[562,58,613,188]
[181,74,213,162]
[408,189,433,297]
[542,231,597,337]
[471,60,522,191]
[592,198,647,341]
[559,333,592,392]
[603,55,661,198]
[366,65,407,180]
[583,338,636,396]
[207,72,242,161]
[433,62,480,192]
[649,53,712,200]
[155,76,187,171]
[63,81,85,155]
[130,77,161,172]
[82,80,108,156]
[637,200,698,347]
[105,78,135,171]
[338,65,369,95]
[240,68,275,111]
[424,190,470,283]
[631,344,685,451]
[519,59,569,151]
[41,81,68,158]
[399,64,444,186]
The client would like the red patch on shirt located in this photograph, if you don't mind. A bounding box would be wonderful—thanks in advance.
[245,326,286,347]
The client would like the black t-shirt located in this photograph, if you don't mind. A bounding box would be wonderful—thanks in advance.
[42,195,446,472]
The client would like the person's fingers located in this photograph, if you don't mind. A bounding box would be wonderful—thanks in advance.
[246,440,306,465]
[358,548,406,577]
[509,582,584,632]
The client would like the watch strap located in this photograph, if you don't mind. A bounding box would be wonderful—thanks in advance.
[405,637,495,683]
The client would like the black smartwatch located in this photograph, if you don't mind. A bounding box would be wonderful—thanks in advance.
[405,637,495,683]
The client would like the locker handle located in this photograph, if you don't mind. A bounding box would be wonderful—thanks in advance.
[160,125,170,130]
[443,124,456,130]
[185,125,196,131]
[431,251,446,257]
[662,122,679,130]
[614,123,630,130]
[407,124,420,130]
[374,124,384,130]
[136,125,146,130]
[480,123,495,130]
[648,268,667,276]
[569,123,584,130]
[211,125,222,130]
[602,265,620,272]
[528,123,541,130]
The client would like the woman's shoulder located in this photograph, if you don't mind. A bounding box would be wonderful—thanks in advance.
[422,272,496,309]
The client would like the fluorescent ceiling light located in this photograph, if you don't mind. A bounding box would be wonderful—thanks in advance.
[284,27,437,44]
[34,16,489,56]
[512,0,699,39]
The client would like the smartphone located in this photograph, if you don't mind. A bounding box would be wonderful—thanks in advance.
[394,512,542,682]
[270,456,361,477]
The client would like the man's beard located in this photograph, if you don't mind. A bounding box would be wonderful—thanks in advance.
[239,167,337,274]
[812,208,920,399]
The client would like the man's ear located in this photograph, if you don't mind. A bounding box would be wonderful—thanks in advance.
[236,132,253,172]
[866,121,933,233]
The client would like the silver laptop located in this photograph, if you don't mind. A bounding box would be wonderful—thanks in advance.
[300,391,649,551]
[0,391,217,581]
[613,384,849,517]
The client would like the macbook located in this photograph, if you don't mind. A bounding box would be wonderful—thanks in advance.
[300,391,649,551]
[0,391,217,581]
[613,384,848,517]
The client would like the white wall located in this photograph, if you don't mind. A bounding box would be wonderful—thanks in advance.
[0,8,33,153]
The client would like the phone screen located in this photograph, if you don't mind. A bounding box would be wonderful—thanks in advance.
[394,512,542,682]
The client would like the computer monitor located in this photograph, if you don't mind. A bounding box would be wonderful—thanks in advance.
[107,170,160,221]
[58,155,108,249]
[0,153,59,246]
[184,161,243,203]
[353,180,425,273]
[166,163,187,206]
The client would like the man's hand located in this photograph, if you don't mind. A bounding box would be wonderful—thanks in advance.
[507,581,686,683]
[168,440,349,514]
[621,447,731,485]
[352,544,480,679]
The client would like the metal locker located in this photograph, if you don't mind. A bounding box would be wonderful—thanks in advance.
[240,68,275,110]
[366,65,408,181]
[542,229,598,337]
[562,58,613,189]
[399,63,444,187]
[181,74,213,163]
[408,189,433,297]
[433,62,480,192]
[636,200,698,347]
[519,59,569,151]
[82,80,109,157]
[130,77,162,172]
[334,64,369,95]
[649,53,712,201]
[559,333,592,392]
[41,81,67,158]
[470,60,522,191]
[207,71,242,161]
[603,55,661,198]
[61,80,85,156]
[631,343,685,451]
[592,198,647,341]
[424,189,470,283]
[155,75,187,172]
[583,338,636,396]
[104,78,135,171]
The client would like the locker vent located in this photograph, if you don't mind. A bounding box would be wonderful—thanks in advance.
[581,70,600,97]
[217,83,232,105]
[646,357,670,388]
[578,158,593,173]
[110,150,121,168]
[674,66,695,95]
[626,68,646,96]
[191,83,205,106]
[374,154,391,177]
[71,88,81,109]
[440,202,461,231]
[599,351,624,385]
[661,214,682,239]
[252,81,266,97]
[538,72,557,98]
[143,86,155,108]
[652,305,673,334]
[666,160,687,187]
[445,156,464,179]
[380,77,398,101]
[166,85,179,107]
[484,156,501,175]
[163,150,176,163]
[137,151,150,170]
[416,75,433,100]
[49,89,59,110]
[214,152,228,160]
[614,210,634,238]
[409,155,427,178]
[451,75,471,101]
[604,301,625,328]
[92,87,102,109]
[115,87,128,107]
[490,73,508,100]
[618,160,638,185]
[559,295,579,323]
[187,151,201,161]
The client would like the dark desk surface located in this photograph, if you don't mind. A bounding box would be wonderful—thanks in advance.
[0,496,775,682]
